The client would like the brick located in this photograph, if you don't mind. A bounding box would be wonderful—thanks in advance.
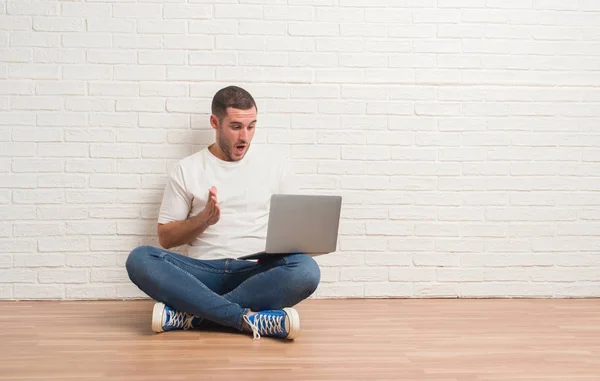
[415,223,459,237]
[90,175,139,189]
[0,80,33,95]
[389,239,435,252]
[38,142,87,157]
[139,83,187,98]
[61,2,110,17]
[91,268,129,283]
[314,283,363,298]
[317,38,363,52]
[65,159,115,174]
[1,142,35,157]
[38,237,88,252]
[415,132,461,147]
[66,253,117,268]
[0,15,33,30]
[137,20,186,35]
[390,147,436,161]
[118,130,166,144]
[39,268,88,283]
[116,284,148,299]
[168,130,212,146]
[316,7,363,22]
[264,6,313,20]
[0,48,31,62]
[389,207,436,221]
[13,188,61,204]
[87,50,136,65]
[90,143,139,159]
[439,177,486,191]
[13,254,63,267]
[340,267,388,282]
[65,190,117,204]
[1,264,35,280]
[239,52,288,67]
[66,285,116,300]
[267,37,314,52]
[414,253,461,267]
[0,174,36,188]
[142,145,194,159]
[164,4,211,19]
[38,174,86,189]
[166,99,208,113]
[14,285,64,299]
[33,48,84,63]
[366,221,413,236]
[215,4,262,19]
[439,0,485,7]
[7,1,58,16]
[37,206,88,220]
[437,268,484,282]
[0,205,33,220]
[114,66,165,81]
[114,36,161,49]
[62,65,112,80]
[462,192,508,206]
[168,66,214,81]
[87,19,135,33]
[113,4,161,18]
[89,112,138,127]
[33,17,83,32]
[66,221,116,236]
[342,175,389,190]
[486,208,577,222]
[390,177,436,191]
[316,69,364,84]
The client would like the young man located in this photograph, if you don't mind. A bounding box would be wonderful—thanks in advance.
[126,86,320,340]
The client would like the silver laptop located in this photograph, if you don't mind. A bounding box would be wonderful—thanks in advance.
[238,194,342,260]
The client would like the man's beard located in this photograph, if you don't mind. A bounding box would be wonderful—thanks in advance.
[217,131,248,162]
[217,133,234,161]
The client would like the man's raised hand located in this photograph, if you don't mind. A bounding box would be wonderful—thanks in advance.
[202,186,220,226]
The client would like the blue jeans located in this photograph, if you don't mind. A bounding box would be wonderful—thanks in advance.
[125,246,321,331]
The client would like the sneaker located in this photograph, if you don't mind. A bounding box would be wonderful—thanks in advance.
[152,302,203,333]
[243,307,300,340]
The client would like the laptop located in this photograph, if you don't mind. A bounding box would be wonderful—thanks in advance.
[238,194,342,260]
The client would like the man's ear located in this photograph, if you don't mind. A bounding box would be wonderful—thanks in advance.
[209,114,219,130]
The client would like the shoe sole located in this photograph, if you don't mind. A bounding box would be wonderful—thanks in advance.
[152,302,166,333]
[283,307,300,340]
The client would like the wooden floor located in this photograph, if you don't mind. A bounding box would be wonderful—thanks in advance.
[1,299,599,381]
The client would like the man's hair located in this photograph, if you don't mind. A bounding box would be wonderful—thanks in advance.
[211,86,257,121]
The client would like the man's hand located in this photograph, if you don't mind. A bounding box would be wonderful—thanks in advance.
[200,186,220,226]
[157,186,220,249]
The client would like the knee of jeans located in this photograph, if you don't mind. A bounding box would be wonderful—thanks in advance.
[288,253,321,293]
[125,245,154,278]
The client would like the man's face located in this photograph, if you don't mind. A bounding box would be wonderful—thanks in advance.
[211,106,257,162]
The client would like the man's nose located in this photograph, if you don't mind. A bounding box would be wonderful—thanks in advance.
[239,128,248,141]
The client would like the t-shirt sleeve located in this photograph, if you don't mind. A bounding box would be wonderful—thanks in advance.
[158,164,192,224]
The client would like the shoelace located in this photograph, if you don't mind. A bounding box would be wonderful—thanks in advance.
[165,310,197,330]
[243,313,285,340]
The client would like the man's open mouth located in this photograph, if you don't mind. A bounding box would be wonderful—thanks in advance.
[235,144,246,154]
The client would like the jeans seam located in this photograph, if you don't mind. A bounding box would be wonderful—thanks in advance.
[162,252,224,274]
[161,257,245,330]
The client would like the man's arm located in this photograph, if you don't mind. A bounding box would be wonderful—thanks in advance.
[157,186,220,249]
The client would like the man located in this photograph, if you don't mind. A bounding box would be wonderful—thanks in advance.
[126,86,320,340]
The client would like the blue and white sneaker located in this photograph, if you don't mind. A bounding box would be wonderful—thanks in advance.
[243,307,300,340]
[152,302,203,333]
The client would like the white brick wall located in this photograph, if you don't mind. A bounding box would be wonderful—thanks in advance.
[1,0,599,300]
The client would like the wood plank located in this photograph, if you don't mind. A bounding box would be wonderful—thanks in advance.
[1,299,599,380]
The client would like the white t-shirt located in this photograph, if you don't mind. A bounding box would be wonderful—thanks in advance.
[158,145,295,260]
